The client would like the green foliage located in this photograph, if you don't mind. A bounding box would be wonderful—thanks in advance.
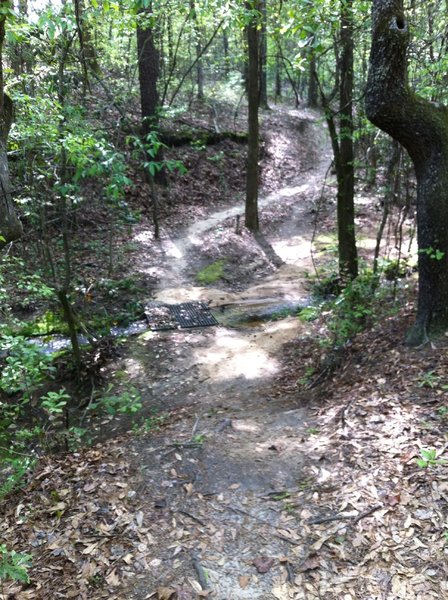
[0,545,32,584]
[418,370,441,389]
[20,311,66,337]
[0,456,33,500]
[419,247,445,261]
[133,410,167,434]
[196,259,226,284]
[191,433,206,445]
[40,389,70,419]
[0,336,55,398]
[415,448,447,469]
[325,270,379,348]
[129,131,187,178]
[298,305,320,322]
[89,386,143,417]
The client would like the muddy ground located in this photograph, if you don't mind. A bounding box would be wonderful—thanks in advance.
[1,106,447,600]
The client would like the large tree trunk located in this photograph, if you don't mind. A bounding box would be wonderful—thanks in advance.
[245,1,260,232]
[366,0,448,344]
[0,10,22,245]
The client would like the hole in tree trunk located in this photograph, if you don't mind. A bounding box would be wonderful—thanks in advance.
[395,16,406,30]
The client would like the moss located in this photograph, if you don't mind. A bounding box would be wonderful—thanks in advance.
[196,260,226,284]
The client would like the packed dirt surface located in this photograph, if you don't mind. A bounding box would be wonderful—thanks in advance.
[1,106,447,600]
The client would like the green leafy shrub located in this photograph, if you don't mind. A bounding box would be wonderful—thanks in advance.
[317,269,381,348]
[0,336,55,399]
[89,386,142,417]
[0,545,32,584]
[415,448,447,468]
[0,456,33,500]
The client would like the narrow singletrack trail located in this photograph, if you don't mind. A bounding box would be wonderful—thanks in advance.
[114,107,333,598]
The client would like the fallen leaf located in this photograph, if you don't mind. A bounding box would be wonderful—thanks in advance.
[83,482,98,493]
[157,587,176,600]
[385,493,401,507]
[253,556,275,573]
[298,555,321,572]
[239,575,250,588]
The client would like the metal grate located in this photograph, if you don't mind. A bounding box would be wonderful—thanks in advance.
[145,302,219,331]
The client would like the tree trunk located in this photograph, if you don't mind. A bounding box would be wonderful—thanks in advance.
[190,0,204,100]
[307,49,318,107]
[337,0,358,281]
[0,9,22,245]
[245,1,260,232]
[366,0,448,344]
[275,53,281,99]
[223,31,229,75]
[259,0,269,109]
[137,7,166,185]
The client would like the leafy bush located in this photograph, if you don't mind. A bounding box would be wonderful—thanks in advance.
[0,545,32,584]
[327,270,380,347]
[89,386,142,416]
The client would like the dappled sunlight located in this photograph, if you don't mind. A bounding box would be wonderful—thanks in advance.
[195,328,280,381]
[122,357,147,379]
[268,132,292,162]
[133,228,155,245]
[231,419,261,433]
[154,286,207,303]
[273,235,311,262]
[264,319,298,334]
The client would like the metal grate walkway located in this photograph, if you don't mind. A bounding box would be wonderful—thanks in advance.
[145,302,219,331]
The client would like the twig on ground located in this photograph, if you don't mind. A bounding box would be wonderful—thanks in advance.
[191,415,201,438]
[350,504,383,526]
[307,513,351,525]
[191,552,209,590]
[177,509,207,527]
[285,561,295,583]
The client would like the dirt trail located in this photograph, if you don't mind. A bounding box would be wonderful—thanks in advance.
[153,107,331,306]
[111,107,333,598]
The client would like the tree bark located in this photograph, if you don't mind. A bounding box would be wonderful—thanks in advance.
[137,7,166,185]
[337,0,358,280]
[307,48,318,108]
[259,0,269,109]
[366,0,448,344]
[245,1,260,232]
[0,6,22,245]
[190,0,204,100]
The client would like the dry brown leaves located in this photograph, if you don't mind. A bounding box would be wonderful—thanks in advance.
[0,436,153,599]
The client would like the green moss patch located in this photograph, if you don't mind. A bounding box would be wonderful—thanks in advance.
[196,260,226,284]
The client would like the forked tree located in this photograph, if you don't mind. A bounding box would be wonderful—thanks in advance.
[366,0,448,345]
